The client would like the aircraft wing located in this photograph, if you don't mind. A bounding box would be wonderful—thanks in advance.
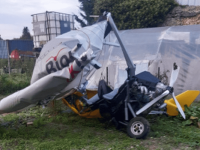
[0,20,109,114]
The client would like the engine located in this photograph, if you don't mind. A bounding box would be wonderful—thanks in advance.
[131,81,167,103]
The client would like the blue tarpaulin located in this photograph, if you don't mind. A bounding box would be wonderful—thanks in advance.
[7,40,34,53]
[0,40,34,58]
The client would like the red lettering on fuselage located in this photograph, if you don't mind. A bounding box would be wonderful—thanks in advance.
[46,48,65,62]
[67,65,80,82]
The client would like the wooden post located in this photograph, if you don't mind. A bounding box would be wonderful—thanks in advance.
[6,40,11,75]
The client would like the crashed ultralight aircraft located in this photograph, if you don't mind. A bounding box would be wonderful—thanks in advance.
[0,12,199,139]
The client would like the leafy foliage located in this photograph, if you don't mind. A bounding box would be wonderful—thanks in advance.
[0,57,35,94]
[0,74,30,95]
[0,58,35,74]
[150,115,200,147]
[76,0,177,29]
[75,0,96,27]
[75,15,87,27]
[20,27,32,40]
[174,104,200,127]
[93,0,178,30]
[184,105,200,120]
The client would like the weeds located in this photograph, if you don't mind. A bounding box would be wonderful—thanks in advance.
[0,57,35,95]
[0,103,199,149]
[173,102,200,128]
[149,102,200,148]
[0,100,199,149]
[0,74,30,95]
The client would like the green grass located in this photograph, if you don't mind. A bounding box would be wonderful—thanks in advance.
[0,57,35,95]
[0,74,30,95]
[0,107,143,150]
[0,102,199,150]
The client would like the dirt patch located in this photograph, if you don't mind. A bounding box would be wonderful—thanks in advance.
[141,136,200,150]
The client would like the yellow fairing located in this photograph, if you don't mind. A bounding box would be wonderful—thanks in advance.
[62,90,102,118]
[165,90,200,116]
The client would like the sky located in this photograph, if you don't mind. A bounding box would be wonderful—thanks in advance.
[0,0,81,40]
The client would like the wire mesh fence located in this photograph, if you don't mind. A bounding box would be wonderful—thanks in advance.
[0,39,35,96]
[0,57,36,96]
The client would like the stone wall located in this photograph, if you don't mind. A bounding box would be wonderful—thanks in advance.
[161,6,200,26]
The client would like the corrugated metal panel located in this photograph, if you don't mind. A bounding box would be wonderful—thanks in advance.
[8,40,34,53]
[176,0,200,6]
[0,40,8,58]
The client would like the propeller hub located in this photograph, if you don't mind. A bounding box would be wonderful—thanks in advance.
[166,86,173,93]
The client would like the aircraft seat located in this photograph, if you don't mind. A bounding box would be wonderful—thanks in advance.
[103,88,119,100]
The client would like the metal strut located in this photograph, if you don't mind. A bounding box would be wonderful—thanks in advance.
[106,12,136,78]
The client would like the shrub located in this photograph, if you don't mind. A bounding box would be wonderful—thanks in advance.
[0,74,30,95]
[94,0,178,30]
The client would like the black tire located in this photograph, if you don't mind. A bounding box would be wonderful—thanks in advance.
[127,117,150,139]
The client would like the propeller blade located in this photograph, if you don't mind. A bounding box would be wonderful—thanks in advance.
[172,92,186,119]
[169,63,180,87]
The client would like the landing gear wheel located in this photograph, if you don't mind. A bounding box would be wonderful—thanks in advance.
[127,117,150,139]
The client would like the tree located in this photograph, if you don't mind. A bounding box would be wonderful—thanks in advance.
[0,35,3,40]
[20,27,32,40]
[76,0,177,29]
[75,0,96,27]
[93,0,177,30]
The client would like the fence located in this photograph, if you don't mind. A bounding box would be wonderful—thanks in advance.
[176,0,200,6]
[0,40,36,96]
[0,57,36,96]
